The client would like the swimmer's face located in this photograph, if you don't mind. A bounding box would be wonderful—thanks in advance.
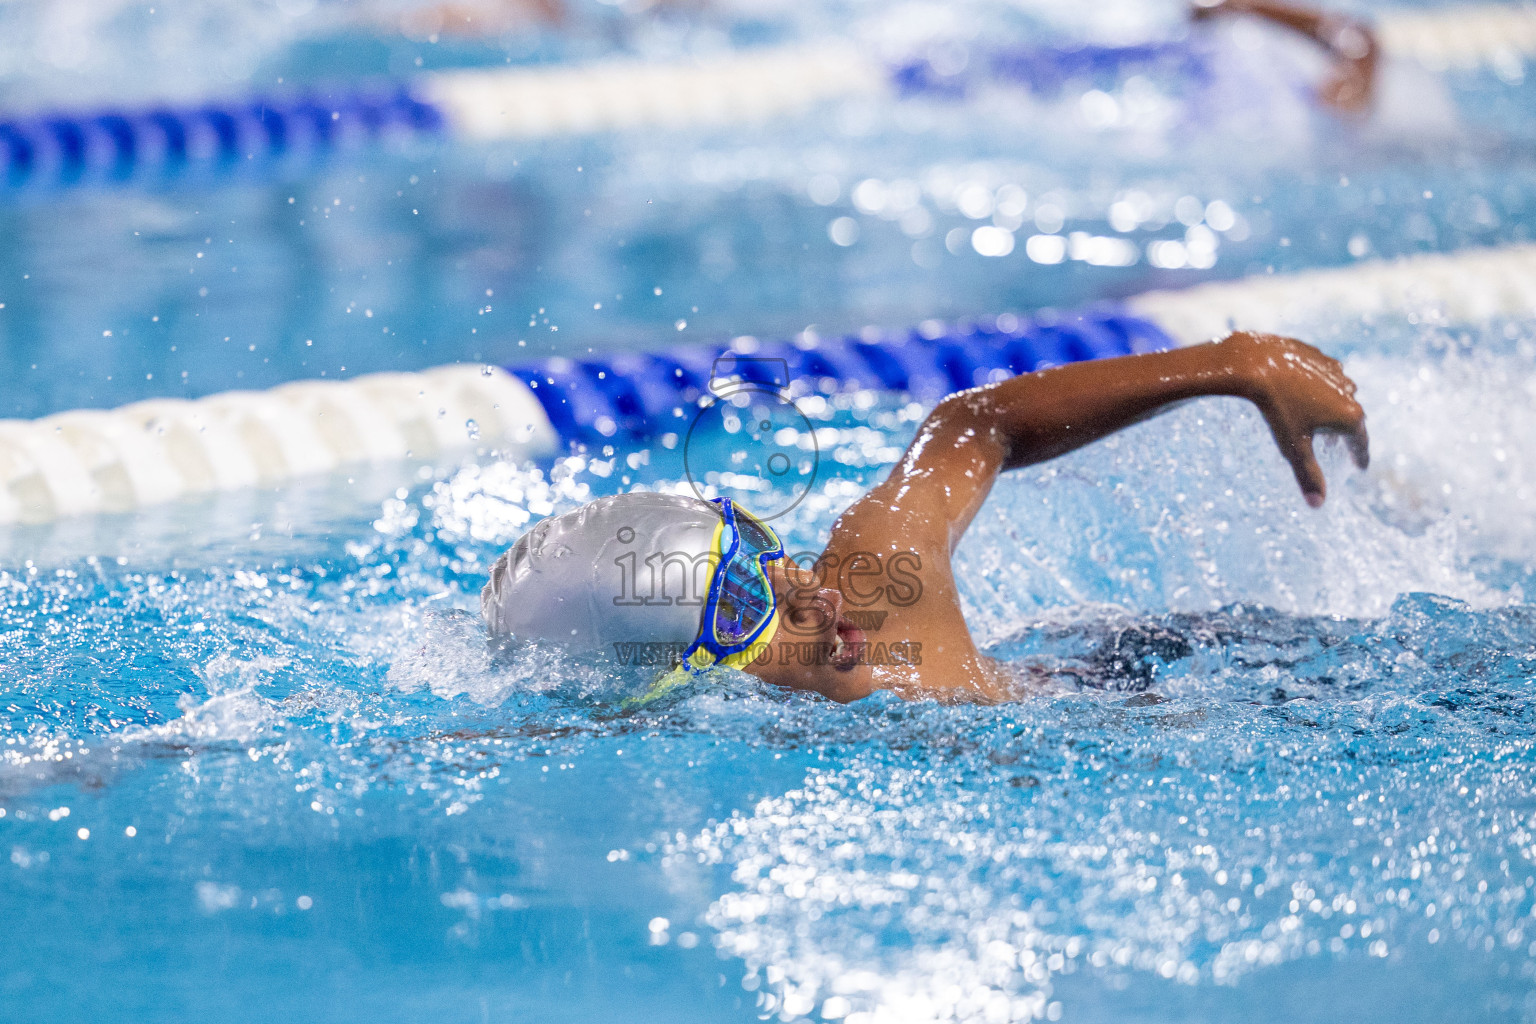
[739,558,875,701]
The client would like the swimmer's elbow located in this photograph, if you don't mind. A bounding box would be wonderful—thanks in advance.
[928,391,1019,464]
[929,391,989,435]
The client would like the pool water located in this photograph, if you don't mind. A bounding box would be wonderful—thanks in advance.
[4,317,1535,1021]
[3,1,1536,1021]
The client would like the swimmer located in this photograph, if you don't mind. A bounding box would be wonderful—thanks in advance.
[1189,0,1461,145]
[1191,0,1377,112]
[483,331,1368,703]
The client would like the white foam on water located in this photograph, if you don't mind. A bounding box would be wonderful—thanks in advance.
[0,652,286,801]
[952,347,1521,642]
[381,607,614,705]
[1350,342,1536,567]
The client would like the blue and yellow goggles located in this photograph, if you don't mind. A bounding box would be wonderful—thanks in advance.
[681,497,784,672]
[621,498,783,710]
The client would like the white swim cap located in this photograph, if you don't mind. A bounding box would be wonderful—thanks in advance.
[482,493,723,653]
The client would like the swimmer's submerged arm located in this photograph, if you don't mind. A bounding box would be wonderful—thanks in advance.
[837,332,1369,556]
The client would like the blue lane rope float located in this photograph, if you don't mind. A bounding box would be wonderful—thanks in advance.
[892,40,1215,99]
[506,307,1173,445]
[3,1,1528,191]
[0,87,443,189]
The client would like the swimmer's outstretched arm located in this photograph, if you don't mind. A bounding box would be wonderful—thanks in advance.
[834,332,1368,558]
[802,332,1366,703]
[1191,0,1378,111]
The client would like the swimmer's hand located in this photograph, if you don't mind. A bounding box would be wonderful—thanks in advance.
[1314,15,1378,113]
[1191,0,1378,113]
[1227,332,1369,507]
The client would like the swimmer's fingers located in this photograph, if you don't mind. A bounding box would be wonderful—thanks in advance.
[1283,432,1328,509]
[1282,417,1368,508]
[1345,419,1370,470]
[1319,70,1373,113]
[1323,388,1369,470]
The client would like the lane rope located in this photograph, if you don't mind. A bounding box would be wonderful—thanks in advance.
[0,309,1166,524]
[506,308,1168,446]
[1376,3,1536,72]
[6,240,1536,523]
[1127,243,1536,344]
[2,4,1530,190]
[0,365,555,524]
[419,42,882,142]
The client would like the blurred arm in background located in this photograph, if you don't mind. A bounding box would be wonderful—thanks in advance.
[1192,0,1378,111]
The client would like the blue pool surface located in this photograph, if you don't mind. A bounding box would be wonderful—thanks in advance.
[5,326,1536,1020]
[3,1,1536,1021]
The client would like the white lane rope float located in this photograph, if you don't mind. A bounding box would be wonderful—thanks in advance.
[1126,242,1536,345]
[418,42,884,142]
[1376,3,1536,72]
[0,365,557,525]
[2,241,1536,525]
[3,5,1534,190]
